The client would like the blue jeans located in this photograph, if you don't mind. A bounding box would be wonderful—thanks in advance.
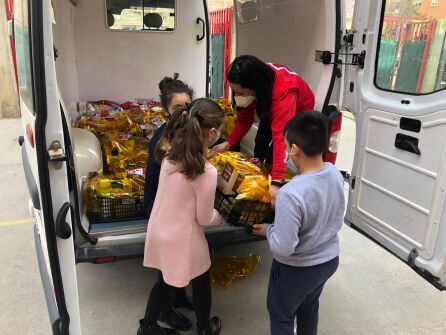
[267,257,339,335]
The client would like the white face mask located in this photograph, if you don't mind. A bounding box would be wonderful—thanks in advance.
[284,151,297,171]
[209,129,221,147]
[234,94,256,108]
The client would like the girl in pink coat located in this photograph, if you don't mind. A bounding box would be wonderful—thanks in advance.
[139,99,225,335]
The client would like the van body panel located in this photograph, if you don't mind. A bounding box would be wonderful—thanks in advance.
[344,0,446,288]
[52,0,208,107]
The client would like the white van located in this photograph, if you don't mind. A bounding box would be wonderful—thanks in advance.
[9,0,446,333]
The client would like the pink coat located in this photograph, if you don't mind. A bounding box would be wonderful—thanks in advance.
[143,159,224,287]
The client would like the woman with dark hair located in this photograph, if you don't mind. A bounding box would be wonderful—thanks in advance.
[142,74,194,334]
[213,55,315,205]
[139,99,225,335]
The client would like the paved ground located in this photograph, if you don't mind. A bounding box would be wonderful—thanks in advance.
[0,116,445,335]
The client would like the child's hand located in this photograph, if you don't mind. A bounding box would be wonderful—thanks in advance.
[269,184,280,207]
[252,224,268,236]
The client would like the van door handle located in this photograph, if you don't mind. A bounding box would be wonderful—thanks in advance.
[395,133,421,155]
[196,17,205,41]
[55,202,72,239]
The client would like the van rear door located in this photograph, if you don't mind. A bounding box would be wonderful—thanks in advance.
[343,0,446,290]
[14,0,81,333]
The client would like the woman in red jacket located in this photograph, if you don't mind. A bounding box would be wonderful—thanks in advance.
[214,55,315,204]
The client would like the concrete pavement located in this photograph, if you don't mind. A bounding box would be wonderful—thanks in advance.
[0,116,445,335]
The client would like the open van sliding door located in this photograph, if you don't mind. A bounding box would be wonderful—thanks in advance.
[15,0,81,333]
[233,0,343,158]
[343,0,446,290]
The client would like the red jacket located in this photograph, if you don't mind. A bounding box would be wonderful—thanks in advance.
[226,63,315,180]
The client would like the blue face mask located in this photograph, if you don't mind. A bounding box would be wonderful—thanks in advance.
[284,151,297,171]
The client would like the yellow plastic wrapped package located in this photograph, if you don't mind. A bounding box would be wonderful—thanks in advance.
[101,131,148,173]
[217,158,265,196]
[235,174,270,203]
[213,98,237,136]
[212,151,272,226]
[210,254,260,288]
[210,151,248,172]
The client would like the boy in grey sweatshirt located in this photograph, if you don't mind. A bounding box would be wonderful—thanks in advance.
[253,111,345,335]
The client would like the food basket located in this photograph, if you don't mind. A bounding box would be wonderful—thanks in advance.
[214,189,273,227]
[86,194,145,223]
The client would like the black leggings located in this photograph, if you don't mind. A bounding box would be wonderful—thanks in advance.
[144,270,211,330]
[158,272,188,312]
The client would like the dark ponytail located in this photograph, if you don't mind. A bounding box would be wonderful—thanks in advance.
[155,98,225,180]
[227,55,276,121]
[158,73,194,112]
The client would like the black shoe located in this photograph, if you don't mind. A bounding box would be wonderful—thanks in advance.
[137,319,180,335]
[172,295,195,311]
[196,316,222,335]
[158,308,192,331]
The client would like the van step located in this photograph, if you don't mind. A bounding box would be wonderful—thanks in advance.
[89,219,147,238]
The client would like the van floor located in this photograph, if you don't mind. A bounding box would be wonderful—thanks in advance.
[89,219,147,238]
[88,219,255,241]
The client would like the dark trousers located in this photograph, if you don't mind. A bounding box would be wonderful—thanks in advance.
[144,270,211,330]
[254,119,273,164]
[267,257,339,335]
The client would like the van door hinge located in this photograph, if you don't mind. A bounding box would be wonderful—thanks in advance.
[315,50,366,69]
[340,170,351,183]
[408,248,418,268]
[48,140,67,170]
[343,32,355,46]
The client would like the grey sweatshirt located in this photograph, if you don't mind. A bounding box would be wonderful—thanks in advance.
[266,163,345,267]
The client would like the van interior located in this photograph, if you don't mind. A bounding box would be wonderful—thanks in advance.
[50,0,340,253]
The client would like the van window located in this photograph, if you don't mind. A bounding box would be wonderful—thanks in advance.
[14,0,34,114]
[375,0,446,94]
[237,0,260,24]
[106,0,175,31]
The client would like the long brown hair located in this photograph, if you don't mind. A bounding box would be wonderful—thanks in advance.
[155,98,224,180]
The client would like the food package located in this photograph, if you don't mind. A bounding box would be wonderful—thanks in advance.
[127,106,168,140]
[235,174,270,203]
[216,154,265,196]
[213,98,237,136]
[210,151,249,174]
[107,153,148,174]
[73,99,169,222]
[210,254,260,288]
[86,172,144,197]
[73,115,131,134]
[85,172,145,221]
[212,152,271,226]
